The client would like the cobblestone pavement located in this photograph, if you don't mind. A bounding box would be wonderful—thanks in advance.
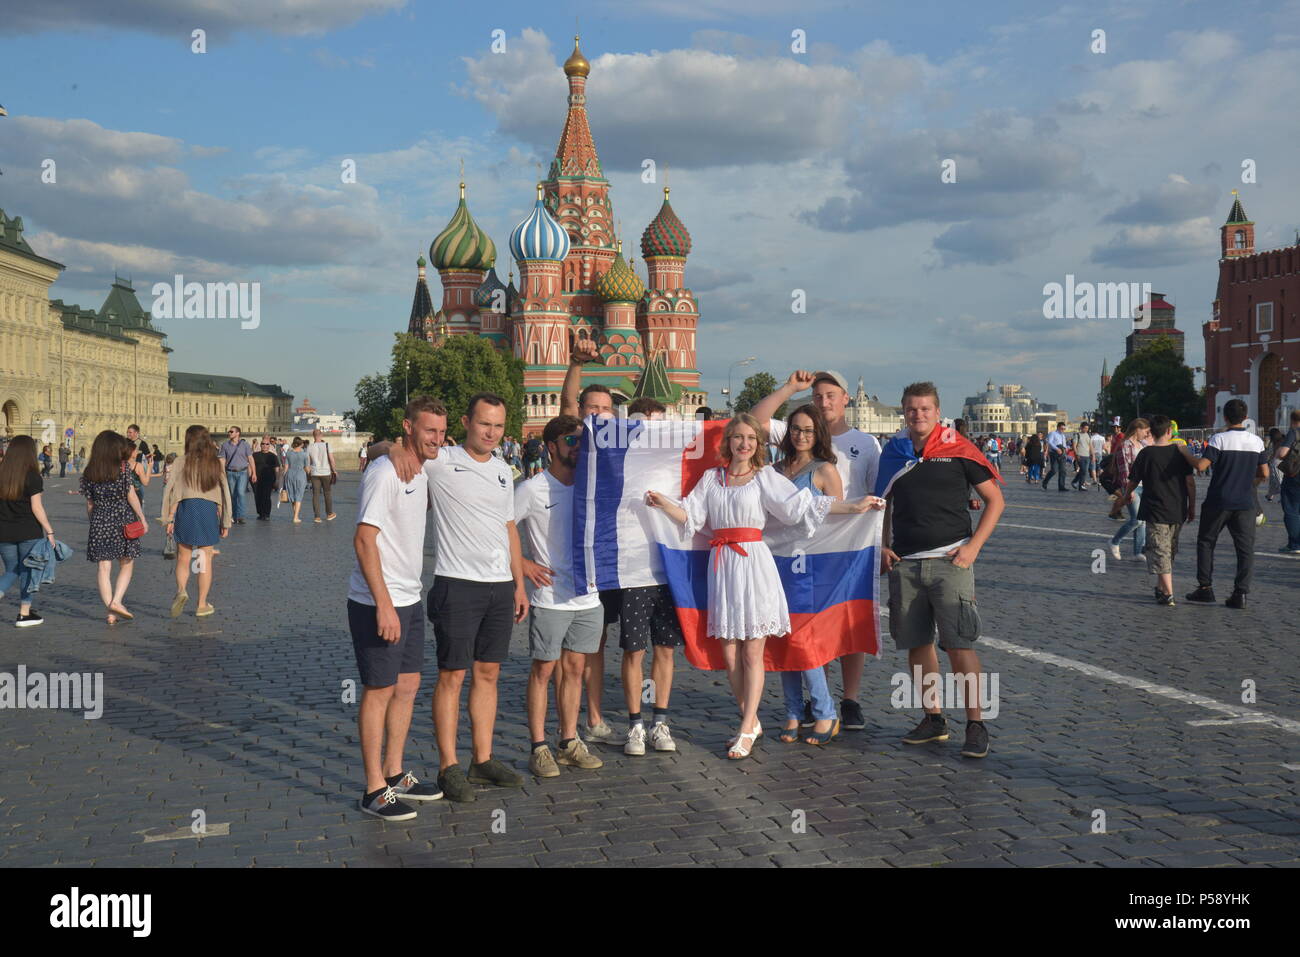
[2,468,1297,867]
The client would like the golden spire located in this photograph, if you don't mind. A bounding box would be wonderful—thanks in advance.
[536,182,545,200]
[459,157,465,199]
[564,35,590,77]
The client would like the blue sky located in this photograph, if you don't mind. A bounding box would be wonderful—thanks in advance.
[3,0,1298,419]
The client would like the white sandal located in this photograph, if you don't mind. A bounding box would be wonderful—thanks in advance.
[728,728,759,760]
[726,720,761,749]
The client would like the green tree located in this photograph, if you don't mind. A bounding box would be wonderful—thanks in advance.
[1103,336,1200,428]
[733,371,788,419]
[348,373,393,439]
[389,333,525,442]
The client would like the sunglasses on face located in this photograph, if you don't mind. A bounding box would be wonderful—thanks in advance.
[559,434,581,447]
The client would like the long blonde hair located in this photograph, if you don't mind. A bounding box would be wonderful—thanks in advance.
[719,413,770,472]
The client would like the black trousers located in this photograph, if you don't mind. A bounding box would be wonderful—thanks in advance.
[254,472,276,518]
[1195,504,1256,593]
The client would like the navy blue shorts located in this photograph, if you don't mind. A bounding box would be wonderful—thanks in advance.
[348,599,425,687]
[428,576,514,671]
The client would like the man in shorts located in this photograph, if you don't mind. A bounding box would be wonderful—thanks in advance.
[1118,414,1195,606]
[515,414,604,777]
[880,382,1004,758]
[387,393,529,800]
[348,396,448,819]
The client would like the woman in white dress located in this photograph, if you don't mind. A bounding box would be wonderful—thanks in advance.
[646,414,882,759]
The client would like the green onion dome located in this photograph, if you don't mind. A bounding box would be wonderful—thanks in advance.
[596,244,645,303]
[430,182,497,271]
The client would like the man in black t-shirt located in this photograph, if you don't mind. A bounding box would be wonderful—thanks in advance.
[1118,415,1195,606]
[881,382,1004,759]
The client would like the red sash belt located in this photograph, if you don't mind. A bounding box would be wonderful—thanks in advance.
[709,527,763,571]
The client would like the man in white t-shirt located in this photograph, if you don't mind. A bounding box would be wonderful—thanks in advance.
[348,397,447,820]
[388,392,528,801]
[752,368,882,732]
[515,414,605,778]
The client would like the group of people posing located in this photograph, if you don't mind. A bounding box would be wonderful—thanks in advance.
[346,347,1006,821]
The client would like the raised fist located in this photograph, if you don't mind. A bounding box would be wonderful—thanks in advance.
[787,370,815,392]
[571,335,600,365]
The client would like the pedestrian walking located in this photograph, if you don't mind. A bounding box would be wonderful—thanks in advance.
[1277,409,1300,553]
[39,444,53,477]
[218,426,255,525]
[1184,399,1270,609]
[1042,422,1069,491]
[163,425,232,618]
[79,430,148,624]
[1108,418,1150,561]
[1071,423,1094,490]
[151,444,162,474]
[283,437,310,523]
[349,397,449,820]
[1023,432,1044,483]
[1265,428,1284,501]
[516,415,605,778]
[252,436,281,521]
[74,447,85,473]
[647,413,879,759]
[306,429,337,523]
[57,442,70,478]
[1117,415,1195,606]
[0,435,59,627]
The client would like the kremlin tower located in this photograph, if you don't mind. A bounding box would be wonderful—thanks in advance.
[407,35,707,428]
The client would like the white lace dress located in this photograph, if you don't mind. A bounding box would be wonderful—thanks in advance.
[679,467,834,641]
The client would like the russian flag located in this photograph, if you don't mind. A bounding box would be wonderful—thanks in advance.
[573,417,881,672]
[874,425,1004,498]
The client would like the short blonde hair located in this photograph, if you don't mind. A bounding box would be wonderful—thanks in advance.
[720,413,769,471]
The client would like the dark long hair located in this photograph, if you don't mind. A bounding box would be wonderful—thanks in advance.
[0,435,38,501]
[778,404,838,467]
[182,425,222,492]
[85,430,130,484]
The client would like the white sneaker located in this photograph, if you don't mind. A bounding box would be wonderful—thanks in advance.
[1109,544,1121,561]
[649,722,677,752]
[624,723,646,756]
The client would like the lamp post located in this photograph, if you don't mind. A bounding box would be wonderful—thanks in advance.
[405,359,410,405]
[727,356,757,413]
[1125,374,1147,419]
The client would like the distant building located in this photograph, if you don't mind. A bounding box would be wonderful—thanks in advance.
[1126,292,1185,361]
[961,380,1055,434]
[845,377,902,434]
[292,398,354,434]
[1202,191,1300,430]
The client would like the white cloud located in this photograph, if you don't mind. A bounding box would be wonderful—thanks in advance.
[3,0,407,37]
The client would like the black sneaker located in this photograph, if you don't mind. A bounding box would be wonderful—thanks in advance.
[1185,585,1215,603]
[799,700,815,728]
[902,713,948,744]
[1157,591,1175,607]
[437,765,476,803]
[14,612,43,628]
[467,758,523,788]
[1225,591,1246,609]
[386,770,443,802]
[840,698,866,730]
[359,785,417,821]
[961,720,989,758]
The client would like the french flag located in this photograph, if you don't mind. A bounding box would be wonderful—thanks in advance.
[573,417,881,672]
[874,425,1005,498]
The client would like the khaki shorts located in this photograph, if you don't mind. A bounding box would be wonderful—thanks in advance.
[887,558,981,651]
[1144,522,1182,575]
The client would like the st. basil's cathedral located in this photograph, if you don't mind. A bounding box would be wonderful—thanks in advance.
[406,36,707,428]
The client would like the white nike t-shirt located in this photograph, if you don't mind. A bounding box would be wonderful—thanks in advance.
[514,471,599,611]
[347,455,431,607]
[425,445,515,583]
[768,420,881,498]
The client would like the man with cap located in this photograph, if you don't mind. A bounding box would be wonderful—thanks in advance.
[751,369,883,732]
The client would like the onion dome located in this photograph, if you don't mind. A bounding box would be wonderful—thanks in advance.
[417,254,426,268]
[640,186,691,258]
[430,181,497,271]
[563,35,590,78]
[474,266,508,309]
[597,241,645,303]
[510,184,571,262]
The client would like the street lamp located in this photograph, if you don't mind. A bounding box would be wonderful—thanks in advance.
[1125,374,1147,419]
[405,359,410,404]
[727,356,757,413]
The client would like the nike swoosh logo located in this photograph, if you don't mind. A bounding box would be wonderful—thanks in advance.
[453,467,468,472]
[544,503,558,509]
[405,488,416,494]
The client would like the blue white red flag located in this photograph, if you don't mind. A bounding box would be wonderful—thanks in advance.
[874,425,1005,498]
[573,417,881,671]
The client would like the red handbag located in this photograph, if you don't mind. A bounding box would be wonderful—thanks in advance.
[123,520,146,539]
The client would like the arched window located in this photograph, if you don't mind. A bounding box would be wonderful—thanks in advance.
[1235,229,1246,250]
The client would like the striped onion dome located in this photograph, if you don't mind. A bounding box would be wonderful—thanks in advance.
[430,182,497,271]
[640,186,691,258]
[509,184,571,263]
[473,267,508,308]
[596,242,645,303]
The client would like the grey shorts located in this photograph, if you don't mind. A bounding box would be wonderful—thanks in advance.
[887,558,981,651]
[1144,522,1182,575]
[528,604,603,661]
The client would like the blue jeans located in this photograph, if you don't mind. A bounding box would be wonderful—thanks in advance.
[1027,463,1041,481]
[1111,487,1146,556]
[0,538,41,605]
[781,667,835,722]
[1282,475,1300,549]
[227,469,249,520]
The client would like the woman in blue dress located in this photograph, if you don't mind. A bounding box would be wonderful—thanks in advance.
[283,437,310,523]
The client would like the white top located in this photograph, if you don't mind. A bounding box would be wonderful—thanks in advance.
[424,445,515,583]
[514,471,599,611]
[306,441,332,476]
[1090,433,1106,458]
[347,456,431,607]
[678,467,833,641]
[768,420,880,498]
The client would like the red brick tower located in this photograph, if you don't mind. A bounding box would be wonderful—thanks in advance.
[639,186,701,389]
